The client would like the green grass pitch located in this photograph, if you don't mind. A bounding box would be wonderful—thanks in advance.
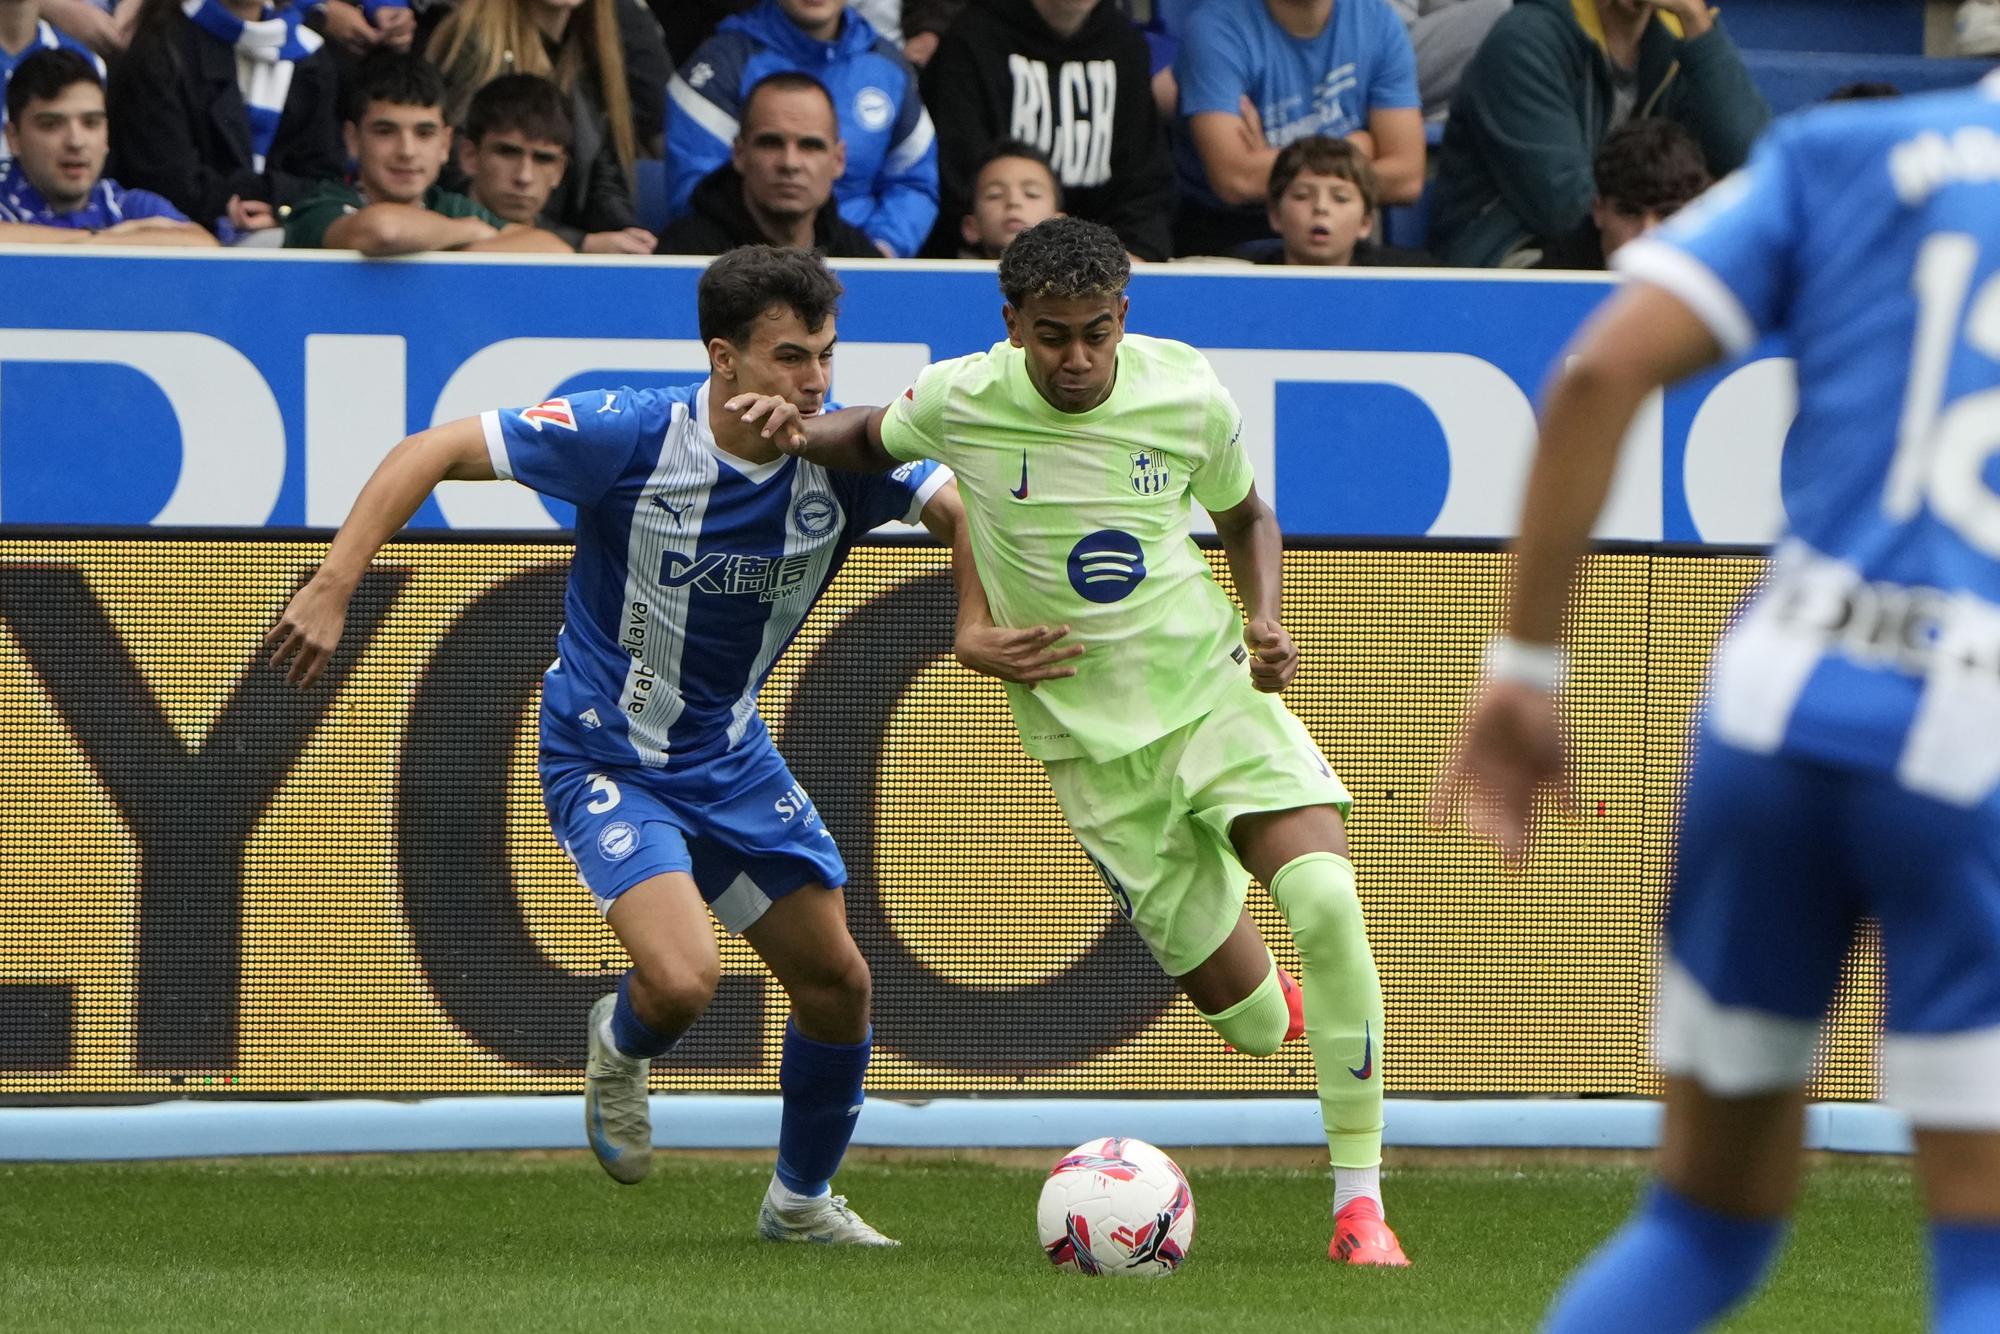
[0,1153,1924,1332]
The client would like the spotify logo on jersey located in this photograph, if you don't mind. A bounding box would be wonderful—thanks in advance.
[1067,530,1147,603]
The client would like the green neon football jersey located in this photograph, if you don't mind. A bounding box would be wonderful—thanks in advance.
[881,334,1255,763]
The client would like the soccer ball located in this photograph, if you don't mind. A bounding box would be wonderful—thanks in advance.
[1036,1136,1196,1278]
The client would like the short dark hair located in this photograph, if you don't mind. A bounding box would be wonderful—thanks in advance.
[1266,135,1378,214]
[346,51,446,124]
[464,74,573,149]
[1593,118,1710,211]
[998,216,1128,309]
[697,246,844,347]
[5,48,101,125]
[741,71,838,136]
[973,138,1063,208]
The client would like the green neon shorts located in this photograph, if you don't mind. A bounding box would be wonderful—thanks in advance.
[1044,677,1352,978]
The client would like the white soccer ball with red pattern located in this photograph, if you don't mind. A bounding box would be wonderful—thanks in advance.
[1036,1136,1196,1278]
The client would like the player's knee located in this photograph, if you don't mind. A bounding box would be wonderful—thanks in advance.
[1271,854,1363,964]
[630,955,720,1030]
[791,950,871,1032]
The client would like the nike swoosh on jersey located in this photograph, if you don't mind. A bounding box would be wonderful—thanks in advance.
[1010,453,1029,500]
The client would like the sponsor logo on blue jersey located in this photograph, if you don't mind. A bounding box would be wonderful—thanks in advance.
[660,550,818,602]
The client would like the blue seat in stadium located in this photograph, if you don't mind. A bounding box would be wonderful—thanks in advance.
[1720,0,1925,54]
[635,157,671,237]
[1743,49,1999,116]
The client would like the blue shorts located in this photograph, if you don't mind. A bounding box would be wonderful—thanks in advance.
[541,735,846,935]
[1657,725,2000,1128]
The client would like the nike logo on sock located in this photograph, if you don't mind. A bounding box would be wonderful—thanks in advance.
[1347,1021,1374,1080]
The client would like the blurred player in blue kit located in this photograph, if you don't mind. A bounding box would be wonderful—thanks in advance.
[1433,78,2000,1332]
[267,247,967,1247]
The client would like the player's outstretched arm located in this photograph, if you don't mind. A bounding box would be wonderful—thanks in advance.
[266,417,496,687]
[922,483,1082,690]
[1208,482,1297,693]
[723,396,899,472]
[1429,282,1723,860]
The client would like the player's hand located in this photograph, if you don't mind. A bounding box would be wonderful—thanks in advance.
[1427,680,1572,864]
[954,622,1083,688]
[265,572,352,688]
[1243,617,1295,692]
[723,393,808,453]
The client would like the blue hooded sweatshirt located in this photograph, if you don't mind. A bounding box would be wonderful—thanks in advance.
[667,0,939,257]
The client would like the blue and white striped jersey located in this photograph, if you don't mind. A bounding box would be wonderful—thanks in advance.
[1618,73,2000,806]
[482,380,949,770]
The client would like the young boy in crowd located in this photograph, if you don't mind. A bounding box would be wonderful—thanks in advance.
[958,139,1062,258]
[1256,136,1429,267]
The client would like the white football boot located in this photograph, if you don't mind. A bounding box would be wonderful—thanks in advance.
[756,1179,900,1247]
[584,993,653,1185]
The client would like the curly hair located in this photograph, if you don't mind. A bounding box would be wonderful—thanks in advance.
[1594,119,1711,213]
[998,217,1130,309]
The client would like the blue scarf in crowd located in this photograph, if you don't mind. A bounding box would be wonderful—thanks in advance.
[180,0,323,173]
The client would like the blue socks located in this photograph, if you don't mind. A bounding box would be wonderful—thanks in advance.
[607,972,682,1060]
[1543,1183,1784,1333]
[774,1021,870,1198]
[1933,1222,2000,1333]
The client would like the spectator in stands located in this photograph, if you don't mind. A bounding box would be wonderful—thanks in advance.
[656,69,878,255]
[1534,117,1708,270]
[109,0,343,238]
[1,0,102,165]
[1429,0,1767,269]
[956,138,1060,257]
[458,72,655,251]
[284,51,568,252]
[1384,0,1508,121]
[0,48,216,243]
[1173,0,1425,257]
[427,0,652,252]
[668,0,937,256]
[1246,134,1431,266]
[922,0,1173,261]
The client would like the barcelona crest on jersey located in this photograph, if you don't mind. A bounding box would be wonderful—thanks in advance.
[1130,449,1170,496]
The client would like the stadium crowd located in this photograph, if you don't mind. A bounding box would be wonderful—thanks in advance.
[0,0,1985,265]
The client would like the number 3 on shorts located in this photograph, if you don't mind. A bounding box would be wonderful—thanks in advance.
[1085,849,1135,920]
[586,773,621,814]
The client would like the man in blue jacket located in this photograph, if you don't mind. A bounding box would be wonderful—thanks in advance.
[669,0,938,257]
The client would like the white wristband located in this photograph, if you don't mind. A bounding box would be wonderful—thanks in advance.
[1483,636,1564,691]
